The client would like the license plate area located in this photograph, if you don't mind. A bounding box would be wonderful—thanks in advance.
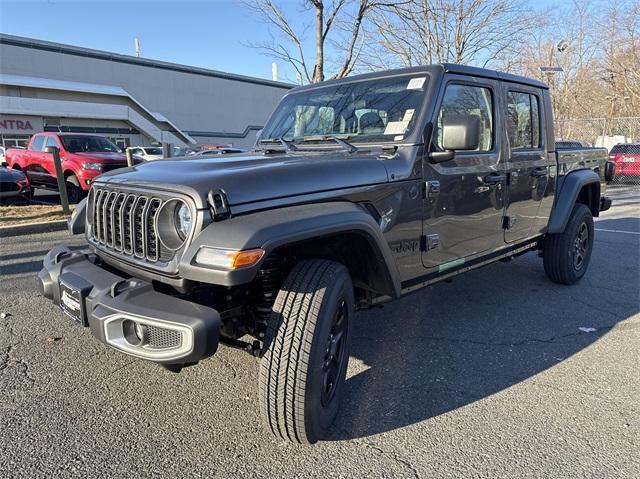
[59,271,93,327]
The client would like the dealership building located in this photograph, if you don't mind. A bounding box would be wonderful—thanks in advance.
[0,34,292,151]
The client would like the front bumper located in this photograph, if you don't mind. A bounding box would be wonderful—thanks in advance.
[600,196,612,212]
[0,182,30,198]
[38,245,221,364]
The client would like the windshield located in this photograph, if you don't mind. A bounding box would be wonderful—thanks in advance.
[261,74,428,143]
[144,147,163,155]
[60,135,121,153]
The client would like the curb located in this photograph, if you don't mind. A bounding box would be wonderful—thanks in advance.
[0,219,68,237]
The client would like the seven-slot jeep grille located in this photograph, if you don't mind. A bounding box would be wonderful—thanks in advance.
[89,187,175,263]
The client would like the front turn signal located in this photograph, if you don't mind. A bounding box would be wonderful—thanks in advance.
[195,247,265,270]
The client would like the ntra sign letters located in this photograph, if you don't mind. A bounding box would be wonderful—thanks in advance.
[0,119,34,130]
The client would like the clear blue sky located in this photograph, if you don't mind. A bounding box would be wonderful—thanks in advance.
[1,0,561,83]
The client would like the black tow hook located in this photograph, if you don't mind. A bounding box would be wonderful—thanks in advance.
[220,336,262,357]
[162,362,198,373]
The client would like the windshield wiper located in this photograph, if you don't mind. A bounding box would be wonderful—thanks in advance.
[257,137,297,153]
[299,135,358,153]
[325,136,358,153]
[277,137,297,152]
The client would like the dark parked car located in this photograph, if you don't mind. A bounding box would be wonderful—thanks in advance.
[0,166,30,200]
[39,64,611,445]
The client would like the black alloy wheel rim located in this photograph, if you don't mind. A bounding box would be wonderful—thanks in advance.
[68,185,80,204]
[573,221,589,271]
[321,299,348,407]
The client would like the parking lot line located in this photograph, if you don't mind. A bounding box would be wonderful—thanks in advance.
[595,228,640,235]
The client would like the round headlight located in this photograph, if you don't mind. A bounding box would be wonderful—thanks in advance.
[175,203,192,240]
[157,200,193,251]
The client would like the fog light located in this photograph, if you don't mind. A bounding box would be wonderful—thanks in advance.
[123,319,148,346]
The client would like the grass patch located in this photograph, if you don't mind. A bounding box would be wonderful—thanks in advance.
[0,204,75,227]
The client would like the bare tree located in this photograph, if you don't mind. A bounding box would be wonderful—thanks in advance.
[359,0,545,71]
[242,0,385,83]
[603,0,640,115]
[506,0,639,123]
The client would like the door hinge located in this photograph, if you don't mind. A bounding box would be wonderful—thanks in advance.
[502,216,516,230]
[424,180,440,199]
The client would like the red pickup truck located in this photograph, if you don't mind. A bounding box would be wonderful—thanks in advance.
[5,133,136,203]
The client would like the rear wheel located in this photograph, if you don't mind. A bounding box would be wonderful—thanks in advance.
[543,203,594,285]
[259,259,353,444]
[65,175,85,204]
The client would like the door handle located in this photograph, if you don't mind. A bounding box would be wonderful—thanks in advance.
[483,173,506,184]
[531,168,547,177]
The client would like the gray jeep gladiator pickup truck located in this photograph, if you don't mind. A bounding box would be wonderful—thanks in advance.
[39,64,611,444]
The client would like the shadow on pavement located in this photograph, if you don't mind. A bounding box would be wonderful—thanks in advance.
[329,216,639,441]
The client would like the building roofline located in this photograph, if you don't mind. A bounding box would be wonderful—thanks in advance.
[0,33,295,90]
[0,73,195,144]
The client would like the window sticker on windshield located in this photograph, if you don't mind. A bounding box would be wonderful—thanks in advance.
[407,77,426,90]
[403,109,415,122]
[384,121,409,135]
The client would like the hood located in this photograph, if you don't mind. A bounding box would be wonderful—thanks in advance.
[0,166,27,181]
[97,151,390,207]
[70,152,128,163]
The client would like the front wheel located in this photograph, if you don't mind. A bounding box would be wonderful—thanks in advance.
[65,175,85,204]
[259,259,353,444]
[543,203,594,285]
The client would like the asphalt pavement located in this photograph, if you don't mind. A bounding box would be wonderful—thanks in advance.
[1,185,638,478]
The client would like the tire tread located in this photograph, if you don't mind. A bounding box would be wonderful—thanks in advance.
[259,259,347,444]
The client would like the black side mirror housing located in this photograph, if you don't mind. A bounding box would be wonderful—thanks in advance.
[442,115,480,151]
[429,115,481,163]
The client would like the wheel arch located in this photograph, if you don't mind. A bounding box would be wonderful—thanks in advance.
[179,202,401,298]
[548,170,601,234]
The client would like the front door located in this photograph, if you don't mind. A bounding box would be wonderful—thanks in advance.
[503,86,552,243]
[42,135,62,187]
[422,78,506,271]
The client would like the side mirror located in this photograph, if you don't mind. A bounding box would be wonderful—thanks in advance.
[430,115,481,163]
[442,115,480,150]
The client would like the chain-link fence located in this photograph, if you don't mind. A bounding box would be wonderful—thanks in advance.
[555,117,640,186]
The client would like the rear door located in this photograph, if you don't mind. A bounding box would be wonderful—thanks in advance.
[23,134,48,185]
[503,86,552,242]
[422,77,506,271]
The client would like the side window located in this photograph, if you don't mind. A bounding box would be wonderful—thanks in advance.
[44,136,59,149]
[30,135,45,151]
[507,92,541,149]
[434,84,494,152]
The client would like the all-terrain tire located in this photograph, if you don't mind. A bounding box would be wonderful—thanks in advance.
[543,203,594,285]
[259,259,354,444]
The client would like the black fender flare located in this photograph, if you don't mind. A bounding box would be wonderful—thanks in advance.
[179,201,401,297]
[548,169,600,234]
[68,197,87,235]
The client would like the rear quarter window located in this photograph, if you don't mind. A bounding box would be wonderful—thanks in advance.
[30,135,45,151]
